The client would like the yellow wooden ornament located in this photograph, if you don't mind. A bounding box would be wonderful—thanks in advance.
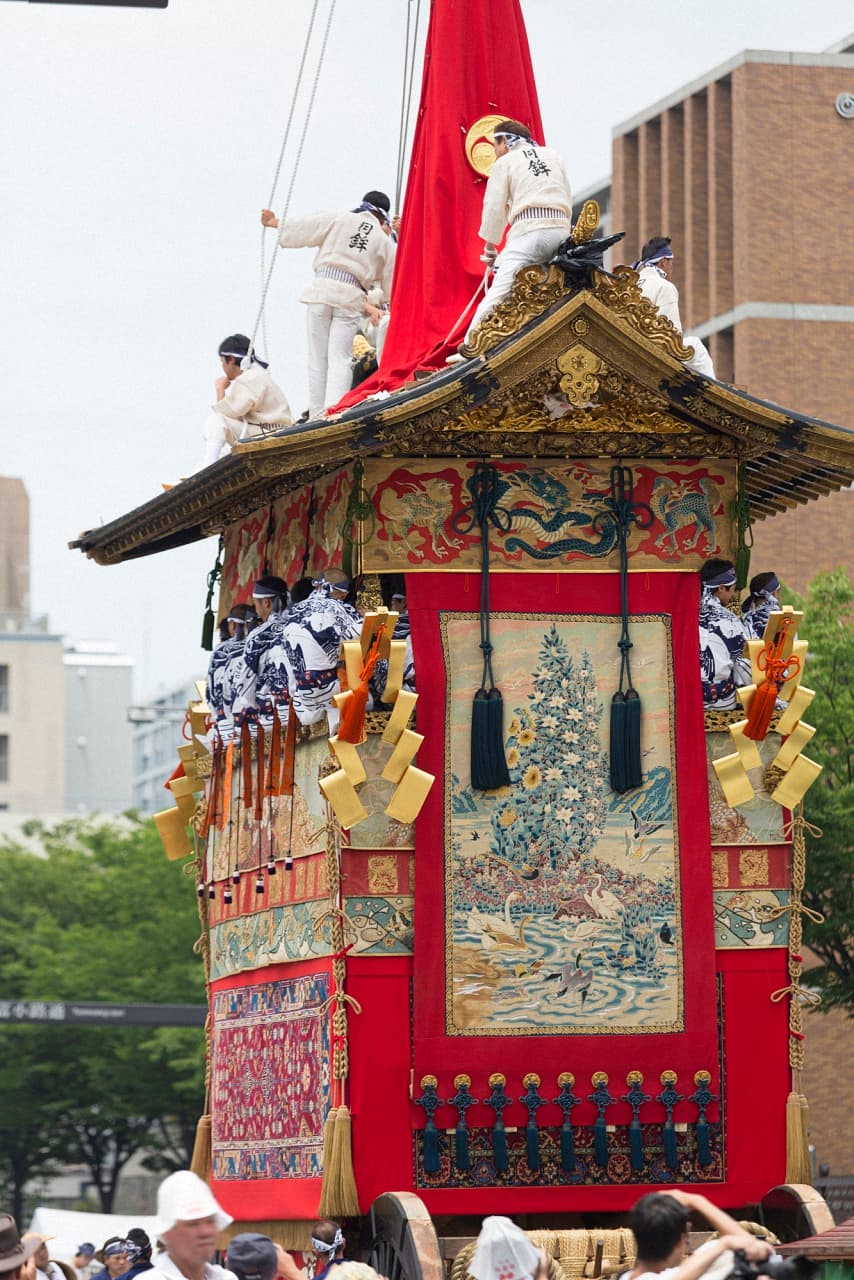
[711,752,755,807]
[385,765,434,823]
[772,721,816,771]
[771,755,823,807]
[319,768,368,828]
[381,729,425,784]
[153,806,192,860]
[329,735,368,786]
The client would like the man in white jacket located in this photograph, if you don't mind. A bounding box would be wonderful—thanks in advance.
[202,334,293,466]
[261,191,395,418]
[461,120,572,350]
[147,1170,236,1280]
[633,237,716,378]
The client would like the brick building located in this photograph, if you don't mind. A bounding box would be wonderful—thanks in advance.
[609,38,854,1187]
[610,40,854,596]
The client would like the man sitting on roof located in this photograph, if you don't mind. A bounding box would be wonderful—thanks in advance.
[456,120,573,355]
[202,334,293,467]
[260,191,395,419]
[632,238,716,378]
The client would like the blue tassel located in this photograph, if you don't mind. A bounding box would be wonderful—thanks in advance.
[663,1121,678,1170]
[454,1120,470,1171]
[629,1120,644,1171]
[423,1125,440,1174]
[526,1120,541,1170]
[493,1122,508,1171]
[593,1116,608,1166]
[696,1116,711,1167]
[450,1075,474,1172]
[560,1122,575,1172]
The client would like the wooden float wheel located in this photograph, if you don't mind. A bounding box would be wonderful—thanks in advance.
[759,1184,835,1244]
[363,1192,445,1280]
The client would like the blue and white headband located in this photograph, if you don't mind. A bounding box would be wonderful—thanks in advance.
[493,131,525,148]
[311,1230,344,1256]
[704,566,737,589]
[351,201,390,225]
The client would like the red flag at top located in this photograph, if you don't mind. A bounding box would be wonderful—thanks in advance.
[333,0,545,410]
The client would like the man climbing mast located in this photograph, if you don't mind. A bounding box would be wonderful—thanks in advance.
[454,120,572,357]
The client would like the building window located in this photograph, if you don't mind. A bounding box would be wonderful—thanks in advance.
[0,666,7,713]
[0,735,8,783]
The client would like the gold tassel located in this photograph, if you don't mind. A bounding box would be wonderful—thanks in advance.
[317,1106,339,1216]
[190,1113,212,1182]
[329,1104,360,1217]
[784,1091,812,1184]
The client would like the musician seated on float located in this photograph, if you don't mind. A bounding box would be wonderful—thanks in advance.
[698,559,751,709]
[281,572,363,730]
[741,571,781,640]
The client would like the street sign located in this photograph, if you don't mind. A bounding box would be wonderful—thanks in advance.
[0,1000,205,1026]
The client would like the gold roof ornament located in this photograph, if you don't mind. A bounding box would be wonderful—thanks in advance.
[464,113,510,176]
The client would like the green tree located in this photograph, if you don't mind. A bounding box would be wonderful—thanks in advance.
[0,815,206,1212]
[793,569,854,1015]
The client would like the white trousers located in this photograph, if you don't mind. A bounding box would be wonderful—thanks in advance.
[202,412,242,466]
[306,303,363,418]
[683,335,716,379]
[202,413,284,467]
[464,226,568,344]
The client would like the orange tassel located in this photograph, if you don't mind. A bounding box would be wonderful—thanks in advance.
[199,739,220,840]
[279,707,298,796]
[337,628,385,745]
[254,721,265,821]
[265,710,282,797]
[744,680,777,740]
[241,720,253,809]
[219,740,234,831]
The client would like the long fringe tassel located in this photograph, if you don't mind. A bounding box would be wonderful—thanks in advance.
[190,1113,212,1182]
[328,1104,360,1217]
[785,1089,812,1184]
[317,1106,339,1216]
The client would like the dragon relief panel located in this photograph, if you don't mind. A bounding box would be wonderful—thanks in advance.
[362,458,735,572]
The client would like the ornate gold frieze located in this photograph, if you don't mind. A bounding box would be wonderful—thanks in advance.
[465,264,567,356]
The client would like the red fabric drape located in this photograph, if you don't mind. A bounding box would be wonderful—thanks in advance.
[333,0,545,409]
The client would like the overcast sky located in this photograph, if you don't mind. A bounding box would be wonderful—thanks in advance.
[2,0,851,700]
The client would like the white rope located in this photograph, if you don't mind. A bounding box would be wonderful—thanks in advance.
[394,0,422,212]
[250,0,338,366]
[439,264,492,349]
[259,0,323,358]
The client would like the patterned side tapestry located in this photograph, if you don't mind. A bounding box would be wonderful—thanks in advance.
[210,970,330,1181]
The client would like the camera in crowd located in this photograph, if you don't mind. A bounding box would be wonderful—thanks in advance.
[729,1250,818,1280]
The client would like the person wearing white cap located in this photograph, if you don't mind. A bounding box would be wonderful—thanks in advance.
[147,1170,236,1280]
[468,1218,546,1280]
[203,334,293,467]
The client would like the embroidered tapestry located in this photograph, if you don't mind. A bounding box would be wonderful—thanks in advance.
[220,467,350,610]
[210,970,330,1181]
[441,613,683,1036]
[363,459,735,573]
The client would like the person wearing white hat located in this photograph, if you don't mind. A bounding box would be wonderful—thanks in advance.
[469,1218,546,1280]
[147,1170,236,1280]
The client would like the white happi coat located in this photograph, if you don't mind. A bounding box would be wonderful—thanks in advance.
[699,588,751,709]
[281,587,363,725]
[636,265,715,378]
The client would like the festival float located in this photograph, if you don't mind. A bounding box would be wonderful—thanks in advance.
[71,0,854,1273]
